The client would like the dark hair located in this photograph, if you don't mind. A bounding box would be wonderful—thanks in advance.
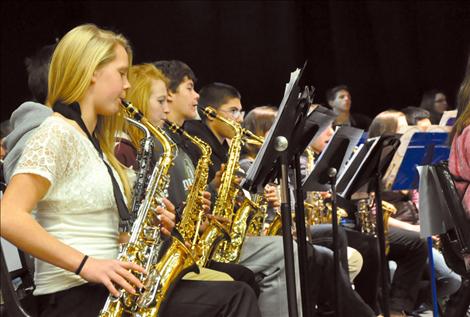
[325,85,349,103]
[450,53,470,140]
[198,82,241,121]
[153,60,196,93]
[199,82,241,109]
[368,110,405,138]
[401,106,430,125]
[24,43,56,103]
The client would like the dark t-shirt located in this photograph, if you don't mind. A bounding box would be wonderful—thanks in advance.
[152,128,196,210]
[183,120,229,182]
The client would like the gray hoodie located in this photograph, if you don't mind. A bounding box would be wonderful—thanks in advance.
[3,102,53,183]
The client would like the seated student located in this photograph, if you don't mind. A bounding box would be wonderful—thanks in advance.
[114,63,260,295]
[150,64,297,317]
[0,24,260,317]
[301,122,381,313]
[449,54,470,219]
[447,55,470,316]
[369,110,436,315]
[326,85,371,130]
[371,110,461,305]
[419,90,449,125]
[241,105,364,284]
[185,82,376,316]
[3,43,56,184]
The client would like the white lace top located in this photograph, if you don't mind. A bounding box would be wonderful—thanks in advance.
[12,115,122,295]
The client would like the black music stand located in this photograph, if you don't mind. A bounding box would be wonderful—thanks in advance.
[288,103,337,317]
[302,126,363,317]
[336,135,400,317]
[243,64,308,317]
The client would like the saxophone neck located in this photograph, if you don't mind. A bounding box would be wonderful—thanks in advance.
[243,129,264,146]
[198,105,241,134]
[163,119,212,158]
[121,100,175,155]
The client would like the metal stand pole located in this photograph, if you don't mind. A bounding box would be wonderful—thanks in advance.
[293,153,314,317]
[374,174,390,317]
[328,168,341,317]
[276,136,299,317]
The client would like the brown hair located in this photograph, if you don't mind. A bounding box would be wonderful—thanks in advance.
[242,106,277,158]
[368,110,405,138]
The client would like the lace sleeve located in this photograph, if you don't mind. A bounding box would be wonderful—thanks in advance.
[13,118,77,190]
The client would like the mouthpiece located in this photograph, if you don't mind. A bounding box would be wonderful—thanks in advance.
[197,105,217,119]
[163,119,182,134]
[120,99,143,121]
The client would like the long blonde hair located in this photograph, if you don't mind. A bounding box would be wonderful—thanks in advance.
[126,63,169,149]
[47,24,133,200]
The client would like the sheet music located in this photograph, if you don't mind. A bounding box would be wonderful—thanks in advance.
[244,67,301,190]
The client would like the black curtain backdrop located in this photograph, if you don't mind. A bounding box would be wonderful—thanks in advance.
[1,1,470,123]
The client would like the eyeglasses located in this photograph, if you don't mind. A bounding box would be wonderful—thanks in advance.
[219,108,245,118]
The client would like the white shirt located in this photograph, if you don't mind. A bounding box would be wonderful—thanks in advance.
[13,116,121,295]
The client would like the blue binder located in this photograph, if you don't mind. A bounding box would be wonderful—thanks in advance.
[388,132,450,190]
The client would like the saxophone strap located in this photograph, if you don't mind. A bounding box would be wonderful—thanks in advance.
[53,101,132,231]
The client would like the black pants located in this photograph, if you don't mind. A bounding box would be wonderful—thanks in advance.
[207,260,260,297]
[309,244,376,317]
[387,226,427,312]
[36,280,261,317]
[309,224,377,315]
[344,228,381,314]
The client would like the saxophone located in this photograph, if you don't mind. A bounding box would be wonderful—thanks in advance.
[163,120,212,253]
[196,106,259,264]
[356,197,396,254]
[266,149,347,236]
[100,101,198,317]
[126,116,154,221]
[246,193,269,236]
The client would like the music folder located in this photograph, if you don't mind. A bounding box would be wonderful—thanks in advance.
[382,129,450,191]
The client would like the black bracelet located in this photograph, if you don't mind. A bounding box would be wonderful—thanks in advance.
[75,255,89,275]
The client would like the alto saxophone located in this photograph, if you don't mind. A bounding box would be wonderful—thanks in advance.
[196,106,259,264]
[100,101,198,317]
[163,120,213,253]
[126,116,154,221]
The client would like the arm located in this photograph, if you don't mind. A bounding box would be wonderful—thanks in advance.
[1,173,145,297]
[388,216,419,232]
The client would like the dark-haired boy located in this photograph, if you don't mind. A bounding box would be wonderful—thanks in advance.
[326,85,371,130]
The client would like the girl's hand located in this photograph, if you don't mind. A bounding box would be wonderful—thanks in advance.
[79,257,146,297]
